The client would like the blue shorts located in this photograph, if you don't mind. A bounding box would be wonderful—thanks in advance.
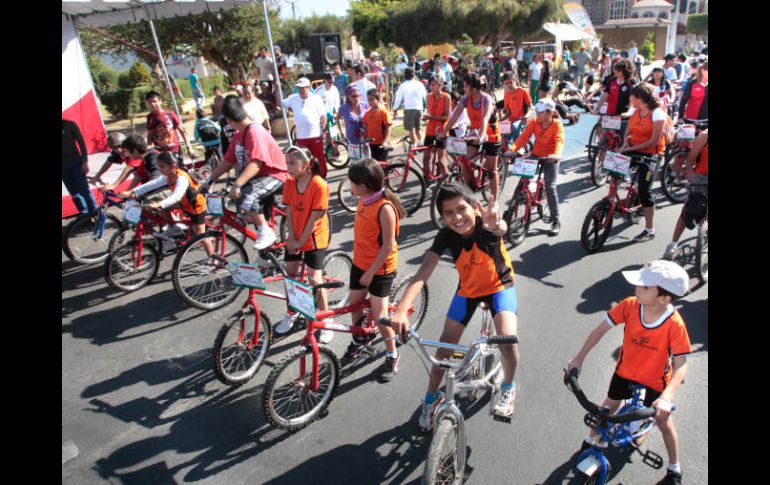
[447,285,518,326]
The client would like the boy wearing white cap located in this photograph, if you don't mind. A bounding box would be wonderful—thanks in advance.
[567,260,691,485]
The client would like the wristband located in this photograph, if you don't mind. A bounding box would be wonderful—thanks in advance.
[232,182,242,190]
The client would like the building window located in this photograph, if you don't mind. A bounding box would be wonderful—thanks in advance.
[632,12,639,18]
[609,0,627,21]
[642,11,654,18]
[658,12,668,19]
[679,0,687,14]
[689,1,697,14]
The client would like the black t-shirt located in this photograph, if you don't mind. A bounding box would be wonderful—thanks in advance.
[143,149,162,179]
[219,116,236,153]
[106,151,127,165]
[62,119,86,165]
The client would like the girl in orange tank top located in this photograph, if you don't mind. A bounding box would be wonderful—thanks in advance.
[343,159,407,381]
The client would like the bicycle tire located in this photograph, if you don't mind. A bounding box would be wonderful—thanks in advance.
[108,227,160,256]
[660,149,690,204]
[586,122,600,164]
[591,141,611,187]
[326,140,350,169]
[389,273,429,334]
[262,344,340,431]
[535,181,552,224]
[503,186,530,247]
[430,172,464,230]
[104,240,160,291]
[213,309,271,386]
[171,232,249,310]
[696,218,708,283]
[422,416,465,485]
[580,200,613,253]
[480,157,507,203]
[337,177,358,213]
[322,251,353,309]
[63,212,124,265]
[384,162,427,217]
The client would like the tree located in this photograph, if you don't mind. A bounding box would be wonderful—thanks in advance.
[278,15,352,55]
[454,34,485,66]
[686,13,708,36]
[639,32,655,64]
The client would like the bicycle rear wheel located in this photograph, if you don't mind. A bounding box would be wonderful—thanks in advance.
[480,157,507,203]
[262,345,340,431]
[172,232,249,310]
[696,218,708,283]
[503,186,530,247]
[104,240,160,291]
[422,416,465,485]
[384,162,426,216]
[326,140,349,169]
[213,309,271,386]
[580,200,613,253]
[323,251,353,309]
[586,122,600,164]
[389,273,429,333]
[660,149,690,204]
[63,212,124,264]
[591,141,611,187]
[337,177,358,213]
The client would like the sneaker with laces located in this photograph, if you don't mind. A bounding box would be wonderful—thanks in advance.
[253,227,277,250]
[418,392,445,432]
[340,342,362,365]
[274,313,297,335]
[662,244,679,261]
[633,229,655,242]
[550,220,561,236]
[656,470,683,485]
[494,384,516,417]
[378,355,400,382]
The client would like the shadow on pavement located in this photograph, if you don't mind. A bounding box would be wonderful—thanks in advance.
[514,240,588,289]
[538,445,647,484]
[576,265,637,316]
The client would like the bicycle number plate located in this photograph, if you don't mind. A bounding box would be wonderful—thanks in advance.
[512,158,538,178]
[284,277,316,320]
[601,116,622,130]
[447,137,468,156]
[205,195,224,216]
[678,124,696,140]
[499,120,512,135]
[603,151,631,176]
[123,201,142,226]
[349,144,367,162]
[228,262,267,289]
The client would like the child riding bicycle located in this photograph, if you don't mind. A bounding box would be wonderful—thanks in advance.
[566,260,692,485]
[390,184,520,430]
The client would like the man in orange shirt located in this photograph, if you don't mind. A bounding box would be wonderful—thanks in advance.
[362,89,393,162]
[501,71,532,145]
[567,260,692,485]
[507,99,564,235]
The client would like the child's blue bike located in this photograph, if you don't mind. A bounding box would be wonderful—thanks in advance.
[564,369,669,484]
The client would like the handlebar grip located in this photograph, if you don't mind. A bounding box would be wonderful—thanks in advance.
[314,281,345,291]
[487,335,519,345]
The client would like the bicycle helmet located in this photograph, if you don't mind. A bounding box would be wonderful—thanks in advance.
[108,132,126,148]
[683,192,708,229]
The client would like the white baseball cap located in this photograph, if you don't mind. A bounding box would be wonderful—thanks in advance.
[295,77,311,88]
[535,99,556,113]
[370,51,380,57]
[621,260,690,297]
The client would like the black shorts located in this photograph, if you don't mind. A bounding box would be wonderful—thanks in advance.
[185,211,206,225]
[284,249,326,270]
[350,264,395,298]
[480,142,501,157]
[423,136,446,150]
[369,144,389,162]
[607,373,661,408]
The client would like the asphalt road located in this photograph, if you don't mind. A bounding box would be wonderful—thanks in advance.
[62,113,708,484]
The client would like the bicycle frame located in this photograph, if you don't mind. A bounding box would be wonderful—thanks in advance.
[512,159,548,220]
[405,144,445,184]
[451,147,496,191]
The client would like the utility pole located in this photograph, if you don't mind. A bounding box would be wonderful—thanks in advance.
[667,0,681,54]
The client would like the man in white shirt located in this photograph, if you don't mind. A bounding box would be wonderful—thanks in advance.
[254,46,275,98]
[276,77,330,177]
[314,73,341,115]
[240,84,271,133]
[529,55,543,103]
[628,42,638,64]
[395,56,409,80]
[349,64,377,104]
[392,68,427,145]
[663,54,679,83]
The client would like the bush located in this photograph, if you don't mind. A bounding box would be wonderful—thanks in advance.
[639,32,655,62]
[687,14,708,36]
[88,56,119,96]
[128,61,153,88]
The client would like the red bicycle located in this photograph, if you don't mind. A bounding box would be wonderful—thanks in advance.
[502,155,554,247]
[586,114,625,187]
[260,251,430,431]
[660,119,708,204]
[212,247,353,386]
[394,130,451,187]
[580,154,658,253]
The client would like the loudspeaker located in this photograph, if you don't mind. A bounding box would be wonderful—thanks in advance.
[307,33,342,74]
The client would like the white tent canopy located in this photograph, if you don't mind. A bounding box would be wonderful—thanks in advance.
[62,0,251,27]
[543,22,596,42]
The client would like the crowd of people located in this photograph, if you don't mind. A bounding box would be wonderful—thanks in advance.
[63,36,707,485]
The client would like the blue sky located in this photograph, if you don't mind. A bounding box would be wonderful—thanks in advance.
[277,0,352,19]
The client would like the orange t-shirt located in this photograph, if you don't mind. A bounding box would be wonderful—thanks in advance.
[169,169,206,215]
[606,297,692,392]
[282,175,330,251]
[353,197,400,275]
[628,109,666,155]
[427,92,451,137]
[362,107,393,145]
[504,87,532,121]
[512,118,564,158]
[695,142,708,175]
[464,92,500,143]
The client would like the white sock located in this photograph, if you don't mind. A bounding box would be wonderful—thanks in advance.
[386,350,398,359]
[584,436,595,445]
[258,224,271,233]
[646,227,655,235]
[667,241,678,249]
[668,463,681,474]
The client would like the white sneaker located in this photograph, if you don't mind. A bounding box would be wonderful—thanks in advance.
[274,313,297,335]
[494,384,516,417]
[418,392,445,432]
[318,319,335,343]
[253,227,277,250]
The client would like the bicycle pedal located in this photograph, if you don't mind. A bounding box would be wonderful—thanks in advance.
[642,450,664,469]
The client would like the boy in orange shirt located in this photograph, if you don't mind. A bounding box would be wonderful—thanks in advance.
[362,89,393,162]
[567,260,692,485]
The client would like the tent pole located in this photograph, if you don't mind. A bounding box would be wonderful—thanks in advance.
[146,10,183,126]
[261,0,292,143]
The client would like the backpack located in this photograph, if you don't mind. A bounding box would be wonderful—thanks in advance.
[197,118,220,143]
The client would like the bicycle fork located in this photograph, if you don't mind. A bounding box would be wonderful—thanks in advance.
[433,369,468,471]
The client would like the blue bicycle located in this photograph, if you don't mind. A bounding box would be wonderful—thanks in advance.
[62,190,126,265]
[564,369,668,484]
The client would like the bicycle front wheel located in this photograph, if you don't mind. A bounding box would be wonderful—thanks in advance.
[337,177,358,213]
[422,416,465,485]
[591,141,611,187]
[323,251,353,309]
[660,150,690,204]
[63,212,124,264]
[326,140,349,169]
[384,162,426,216]
[389,273,429,333]
[262,345,340,431]
[696,218,708,283]
[172,232,249,310]
[213,309,271,386]
[104,240,160,291]
[586,122,600,164]
[580,200,613,253]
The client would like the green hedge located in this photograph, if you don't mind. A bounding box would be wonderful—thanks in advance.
[686,14,708,36]
[174,73,230,99]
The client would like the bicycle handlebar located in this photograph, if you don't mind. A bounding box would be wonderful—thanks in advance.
[564,369,656,423]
